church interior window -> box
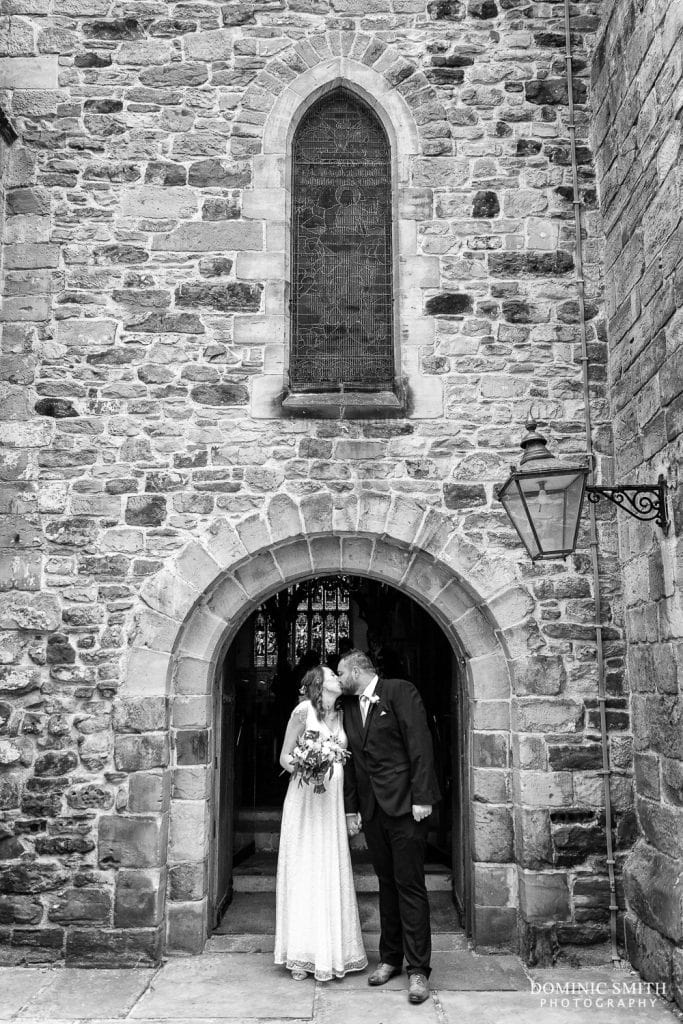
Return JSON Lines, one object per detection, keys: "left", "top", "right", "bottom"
{"left": 253, "top": 610, "right": 278, "bottom": 668}
{"left": 290, "top": 88, "right": 394, "bottom": 393}
{"left": 252, "top": 579, "right": 351, "bottom": 667}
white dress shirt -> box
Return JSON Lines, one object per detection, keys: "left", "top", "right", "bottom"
{"left": 359, "top": 675, "right": 379, "bottom": 725}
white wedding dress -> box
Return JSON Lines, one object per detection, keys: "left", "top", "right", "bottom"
{"left": 274, "top": 700, "right": 367, "bottom": 981}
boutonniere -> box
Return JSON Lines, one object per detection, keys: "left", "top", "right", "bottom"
{"left": 368, "top": 693, "right": 380, "bottom": 706}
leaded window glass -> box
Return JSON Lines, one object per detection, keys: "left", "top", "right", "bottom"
{"left": 291, "top": 581, "right": 351, "bottom": 662}
{"left": 252, "top": 579, "right": 352, "bottom": 666}
{"left": 253, "top": 610, "right": 277, "bottom": 668}
{"left": 290, "top": 89, "right": 394, "bottom": 392}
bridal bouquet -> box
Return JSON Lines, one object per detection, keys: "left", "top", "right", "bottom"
{"left": 290, "top": 730, "right": 350, "bottom": 794}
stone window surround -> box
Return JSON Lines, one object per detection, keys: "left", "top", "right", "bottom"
{"left": 245, "top": 58, "right": 443, "bottom": 420}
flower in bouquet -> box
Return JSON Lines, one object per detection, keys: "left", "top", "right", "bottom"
{"left": 289, "top": 729, "right": 350, "bottom": 794}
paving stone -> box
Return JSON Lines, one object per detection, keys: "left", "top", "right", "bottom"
{"left": 438, "top": 990, "right": 678, "bottom": 1023}
{"left": 431, "top": 951, "right": 529, "bottom": 990}
{"left": 321, "top": 987, "right": 441, "bottom": 1023}
{"left": 129, "top": 953, "right": 314, "bottom": 1019}
{"left": 0, "top": 969, "right": 52, "bottom": 1018}
{"left": 17, "top": 969, "right": 154, "bottom": 1018}
{"left": 322, "top": 949, "right": 524, "bottom": 992}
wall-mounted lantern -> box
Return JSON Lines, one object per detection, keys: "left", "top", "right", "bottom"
{"left": 497, "top": 418, "right": 669, "bottom": 561}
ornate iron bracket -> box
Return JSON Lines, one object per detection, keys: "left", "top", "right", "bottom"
{"left": 586, "top": 475, "right": 669, "bottom": 531}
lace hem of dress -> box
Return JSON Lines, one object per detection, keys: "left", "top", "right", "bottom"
{"left": 276, "top": 954, "right": 368, "bottom": 982}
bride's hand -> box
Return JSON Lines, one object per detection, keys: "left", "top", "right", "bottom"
{"left": 346, "top": 812, "right": 362, "bottom": 836}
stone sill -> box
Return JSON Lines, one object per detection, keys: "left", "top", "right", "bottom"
{"left": 282, "top": 390, "right": 405, "bottom": 420}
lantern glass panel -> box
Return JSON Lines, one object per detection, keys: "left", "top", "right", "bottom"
{"left": 518, "top": 470, "right": 587, "bottom": 557}
{"left": 499, "top": 481, "right": 541, "bottom": 559}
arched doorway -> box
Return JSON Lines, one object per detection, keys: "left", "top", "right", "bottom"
{"left": 128, "top": 511, "right": 523, "bottom": 955}
{"left": 210, "top": 574, "right": 471, "bottom": 940}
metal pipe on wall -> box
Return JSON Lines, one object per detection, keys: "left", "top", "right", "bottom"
{"left": 563, "top": 2, "right": 621, "bottom": 966}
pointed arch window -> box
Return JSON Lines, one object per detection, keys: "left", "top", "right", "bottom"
{"left": 289, "top": 89, "right": 394, "bottom": 394}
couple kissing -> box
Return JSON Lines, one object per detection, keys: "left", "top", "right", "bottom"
{"left": 274, "top": 648, "right": 441, "bottom": 1005}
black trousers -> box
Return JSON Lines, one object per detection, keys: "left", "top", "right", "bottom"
{"left": 363, "top": 807, "right": 431, "bottom": 977}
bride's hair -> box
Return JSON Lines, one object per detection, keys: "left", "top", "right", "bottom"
{"left": 301, "top": 666, "right": 325, "bottom": 720}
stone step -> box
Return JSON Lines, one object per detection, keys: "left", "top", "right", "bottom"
{"left": 238, "top": 805, "right": 281, "bottom": 816}
{"left": 205, "top": 929, "right": 469, "bottom": 955}
{"left": 232, "top": 852, "right": 452, "bottom": 893}
{"left": 213, "top": 890, "right": 460, "bottom": 937}
{"left": 236, "top": 807, "right": 282, "bottom": 828}
{"left": 235, "top": 831, "right": 280, "bottom": 852}
{"left": 236, "top": 817, "right": 443, "bottom": 857}
{"left": 236, "top": 832, "right": 371, "bottom": 854}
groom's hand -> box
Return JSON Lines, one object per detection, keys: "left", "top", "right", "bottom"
{"left": 346, "top": 813, "right": 362, "bottom": 836}
{"left": 412, "top": 804, "right": 432, "bottom": 822}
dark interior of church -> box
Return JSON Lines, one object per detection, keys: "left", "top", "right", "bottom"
{"left": 213, "top": 576, "right": 467, "bottom": 936}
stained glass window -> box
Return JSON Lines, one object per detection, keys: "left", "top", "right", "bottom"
{"left": 290, "top": 579, "right": 351, "bottom": 662}
{"left": 252, "top": 579, "right": 352, "bottom": 666}
{"left": 290, "top": 89, "right": 394, "bottom": 392}
{"left": 253, "top": 610, "right": 277, "bottom": 668}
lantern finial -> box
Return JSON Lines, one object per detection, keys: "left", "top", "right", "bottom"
{"left": 519, "top": 417, "right": 554, "bottom": 466}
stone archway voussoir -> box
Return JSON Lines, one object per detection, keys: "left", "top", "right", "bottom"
{"left": 171, "top": 692, "right": 212, "bottom": 731}
{"left": 260, "top": 52, "right": 422, "bottom": 159}
{"left": 487, "top": 585, "right": 536, "bottom": 631}
{"left": 500, "top": 620, "right": 540, "bottom": 661}
{"left": 139, "top": 570, "right": 201, "bottom": 622}
{"left": 369, "top": 541, "right": 413, "bottom": 586}
{"left": 451, "top": 606, "right": 501, "bottom": 660}
{"left": 459, "top": 551, "right": 519, "bottom": 603}
{"left": 440, "top": 534, "right": 505, "bottom": 602}
{"left": 468, "top": 652, "right": 512, "bottom": 701}
{"left": 332, "top": 496, "right": 359, "bottom": 535}
{"left": 176, "top": 606, "right": 229, "bottom": 662}
{"left": 300, "top": 492, "right": 334, "bottom": 537}
{"left": 383, "top": 496, "right": 428, "bottom": 549}
{"left": 131, "top": 607, "right": 182, "bottom": 655}
{"left": 174, "top": 542, "right": 223, "bottom": 594}
{"left": 430, "top": 578, "right": 477, "bottom": 625}
{"left": 266, "top": 493, "right": 304, "bottom": 545}
{"left": 402, "top": 550, "right": 455, "bottom": 604}
{"left": 233, "top": 550, "right": 284, "bottom": 600}
{"left": 205, "top": 575, "right": 250, "bottom": 624}
{"left": 272, "top": 539, "right": 314, "bottom": 582}
{"left": 205, "top": 519, "right": 249, "bottom": 571}
{"left": 235, "top": 514, "right": 272, "bottom": 555}
{"left": 308, "top": 535, "right": 342, "bottom": 574}
{"left": 413, "top": 507, "right": 454, "bottom": 561}
{"left": 340, "top": 536, "right": 375, "bottom": 573}
{"left": 357, "top": 491, "right": 391, "bottom": 537}
{"left": 174, "top": 655, "right": 215, "bottom": 698}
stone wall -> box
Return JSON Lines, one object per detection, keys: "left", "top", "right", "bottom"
{"left": 590, "top": 0, "right": 683, "bottom": 1009}
{"left": 0, "top": 0, "right": 634, "bottom": 965}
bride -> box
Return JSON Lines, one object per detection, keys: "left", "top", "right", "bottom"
{"left": 274, "top": 665, "right": 367, "bottom": 982}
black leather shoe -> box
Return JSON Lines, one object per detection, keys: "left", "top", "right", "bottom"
{"left": 368, "top": 963, "right": 402, "bottom": 986}
{"left": 408, "top": 973, "right": 430, "bottom": 1004}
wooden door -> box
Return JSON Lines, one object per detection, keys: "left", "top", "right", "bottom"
{"left": 212, "top": 658, "right": 236, "bottom": 929}
{"left": 450, "top": 655, "right": 472, "bottom": 934}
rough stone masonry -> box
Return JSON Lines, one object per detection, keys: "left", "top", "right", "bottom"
{"left": 0, "top": 0, "right": 679, "bottom": 1005}
{"left": 590, "top": 0, "right": 683, "bottom": 1006}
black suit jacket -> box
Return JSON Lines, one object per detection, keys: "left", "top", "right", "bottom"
{"left": 342, "top": 678, "right": 441, "bottom": 820}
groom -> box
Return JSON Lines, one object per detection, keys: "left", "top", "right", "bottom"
{"left": 338, "top": 649, "right": 440, "bottom": 1005}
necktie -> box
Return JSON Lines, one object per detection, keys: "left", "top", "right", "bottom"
{"left": 360, "top": 694, "right": 370, "bottom": 725}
